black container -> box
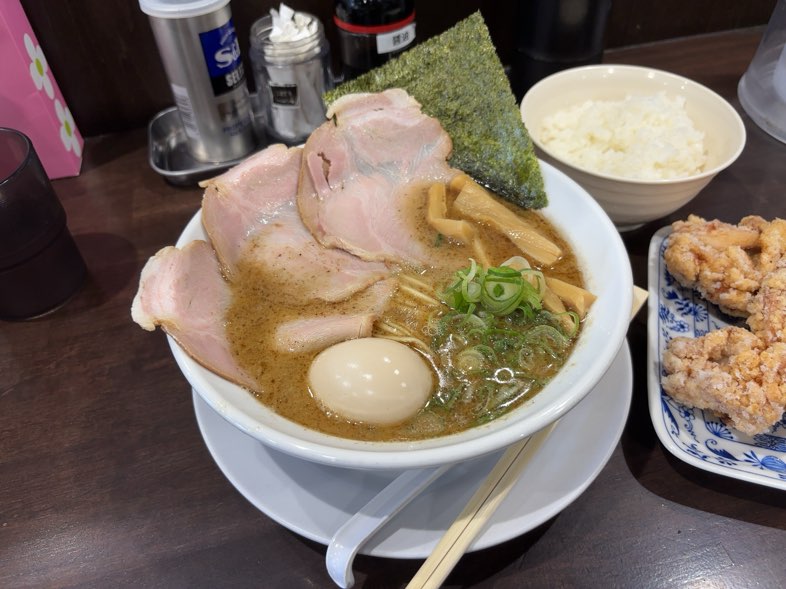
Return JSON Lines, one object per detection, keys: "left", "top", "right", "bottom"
{"left": 511, "top": 0, "right": 612, "bottom": 99}
{"left": 334, "top": 0, "right": 416, "bottom": 81}
{"left": 0, "top": 128, "right": 86, "bottom": 320}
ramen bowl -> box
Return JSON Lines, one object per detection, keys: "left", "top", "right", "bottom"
{"left": 169, "top": 160, "right": 632, "bottom": 471}
{"left": 521, "top": 64, "right": 746, "bottom": 231}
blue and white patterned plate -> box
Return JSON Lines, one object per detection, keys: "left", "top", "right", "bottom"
{"left": 647, "top": 226, "right": 786, "bottom": 490}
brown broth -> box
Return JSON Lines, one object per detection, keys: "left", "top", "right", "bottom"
{"left": 225, "top": 182, "right": 584, "bottom": 441}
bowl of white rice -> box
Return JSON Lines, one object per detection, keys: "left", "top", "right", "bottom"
{"left": 521, "top": 64, "right": 746, "bottom": 230}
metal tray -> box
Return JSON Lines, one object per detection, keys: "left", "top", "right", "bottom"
{"left": 147, "top": 97, "right": 267, "bottom": 186}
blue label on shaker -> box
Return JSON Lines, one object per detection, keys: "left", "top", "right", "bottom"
{"left": 199, "top": 18, "right": 245, "bottom": 96}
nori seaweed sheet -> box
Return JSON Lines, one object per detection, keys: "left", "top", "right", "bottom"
{"left": 323, "top": 11, "right": 546, "bottom": 209}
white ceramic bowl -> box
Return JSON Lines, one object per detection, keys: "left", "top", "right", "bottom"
{"left": 169, "top": 161, "right": 632, "bottom": 470}
{"left": 521, "top": 64, "right": 746, "bottom": 231}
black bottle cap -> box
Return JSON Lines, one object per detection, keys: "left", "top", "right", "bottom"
{"left": 335, "top": 0, "right": 415, "bottom": 27}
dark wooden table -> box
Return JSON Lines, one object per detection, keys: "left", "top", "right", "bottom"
{"left": 2, "top": 29, "right": 785, "bottom": 588}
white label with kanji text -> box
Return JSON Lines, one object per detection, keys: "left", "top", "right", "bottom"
{"left": 376, "top": 23, "right": 416, "bottom": 54}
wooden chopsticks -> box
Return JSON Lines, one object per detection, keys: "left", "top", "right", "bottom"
{"left": 405, "top": 421, "right": 557, "bottom": 589}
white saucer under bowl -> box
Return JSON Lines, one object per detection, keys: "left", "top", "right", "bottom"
{"left": 193, "top": 341, "right": 632, "bottom": 558}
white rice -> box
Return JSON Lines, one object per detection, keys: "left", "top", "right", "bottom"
{"left": 540, "top": 92, "right": 707, "bottom": 180}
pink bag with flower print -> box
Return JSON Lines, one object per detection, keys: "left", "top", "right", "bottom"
{"left": 0, "top": 0, "right": 83, "bottom": 179}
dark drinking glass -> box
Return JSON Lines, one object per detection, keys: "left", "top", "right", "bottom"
{"left": 511, "top": 0, "right": 612, "bottom": 99}
{"left": 0, "top": 128, "right": 86, "bottom": 319}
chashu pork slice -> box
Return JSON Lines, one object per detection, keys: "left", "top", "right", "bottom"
{"left": 132, "top": 142, "right": 398, "bottom": 392}
{"left": 131, "top": 240, "right": 256, "bottom": 390}
{"left": 298, "top": 89, "right": 456, "bottom": 266}
{"left": 274, "top": 280, "right": 397, "bottom": 353}
{"left": 202, "top": 143, "right": 389, "bottom": 302}
{"left": 201, "top": 143, "right": 300, "bottom": 274}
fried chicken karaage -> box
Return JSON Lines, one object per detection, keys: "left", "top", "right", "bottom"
{"left": 663, "top": 214, "right": 786, "bottom": 317}
{"left": 662, "top": 216, "right": 786, "bottom": 435}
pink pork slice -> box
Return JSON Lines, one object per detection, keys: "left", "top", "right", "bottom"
{"left": 133, "top": 141, "right": 398, "bottom": 389}
{"left": 274, "top": 280, "right": 397, "bottom": 353}
{"left": 297, "top": 89, "right": 455, "bottom": 266}
{"left": 131, "top": 240, "right": 256, "bottom": 390}
{"left": 202, "top": 144, "right": 389, "bottom": 302}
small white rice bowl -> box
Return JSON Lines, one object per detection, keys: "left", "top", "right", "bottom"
{"left": 521, "top": 64, "right": 746, "bottom": 230}
{"left": 169, "top": 161, "right": 632, "bottom": 471}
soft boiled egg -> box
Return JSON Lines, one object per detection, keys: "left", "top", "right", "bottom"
{"left": 308, "top": 337, "right": 434, "bottom": 426}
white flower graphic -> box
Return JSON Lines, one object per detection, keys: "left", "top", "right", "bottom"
{"left": 55, "top": 99, "right": 82, "bottom": 157}
{"left": 24, "top": 33, "right": 54, "bottom": 99}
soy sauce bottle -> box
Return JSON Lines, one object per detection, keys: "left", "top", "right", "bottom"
{"left": 334, "top": 0, "right": 416, "bottom": 81}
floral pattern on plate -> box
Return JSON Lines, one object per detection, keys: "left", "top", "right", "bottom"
{"left": 647, "top": 226, "right": 786, "bottom": 490}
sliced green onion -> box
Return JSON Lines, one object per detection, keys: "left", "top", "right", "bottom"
{"left": 430, "top": 258, "right": 583, "bottom": 425}
{"left": 525, "top": 325, "right": 568, "bottom": 357}
{"left": 456, "top": 348, "right": 487, "bottom": 373}
{"left": 442, "top": 259, "right": 543, "bottom": 317}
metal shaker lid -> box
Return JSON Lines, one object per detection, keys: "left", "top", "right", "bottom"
{"left": 139, "top": 0, "right": 231, "bottom": 19}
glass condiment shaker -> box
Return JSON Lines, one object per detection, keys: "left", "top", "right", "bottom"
{"left": 249, "top": 9, "right": 332, "bottom": 145}
{"left": 334, "top": 0, "right": 416, "bottom": 81}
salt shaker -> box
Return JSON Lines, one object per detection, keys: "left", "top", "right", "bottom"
{"left": 139, "top": 0, "right": 256, "bottom": 162}
{"left": 249, "top": 5, "right": 332, "bottom": 145}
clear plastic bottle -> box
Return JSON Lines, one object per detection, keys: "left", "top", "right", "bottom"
{"left": 333, "top": 0, "right": 416, "bottom": 81}
{"left": 738, "top": 0, "right": 786, "bottom": 144}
